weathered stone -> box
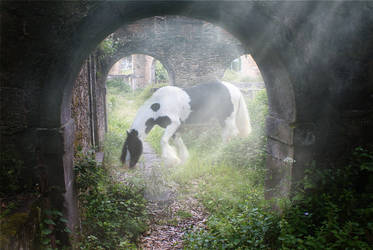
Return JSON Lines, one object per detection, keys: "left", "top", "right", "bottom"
{"left": 266, "top": 116, "right": 294, "bottom": 145}
{"left": 264, "top": 155, "right": 293, "bottom": 200}
{"left": 61, "top": 119, "right": 78, "bottom": 232}
{"left": 293, "top": 123, "right": 316, "bottom": 147}
{"left": 1, "top": 2, "right": 373, "bottom": 246}
{"left": 102, "top": 16, "right": 246, "bottom": 87}
{"left": 71, "top": 60, "right": 92, "bottom": 155}
{"left": 266, "top": 137, "right": 294, "bottom": 161}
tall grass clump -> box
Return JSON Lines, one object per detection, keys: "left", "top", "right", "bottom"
{"left": 74, "top": 152, "right": 147, "bottom": 249}
{"left": 184, "top": 146, "right": 373, "bottom": 249}
{"left": 106, "top": 78, "right": 131, "bottom": 93}
{"left": 277, "top": 147, "right": 373, "bottom": 249}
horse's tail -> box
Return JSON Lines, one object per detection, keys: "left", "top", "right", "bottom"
{"left": 236, "top": 92, "right": 252, "bottom": 137}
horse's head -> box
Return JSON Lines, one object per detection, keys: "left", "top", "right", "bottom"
{"left": 120, "top": 129, "right": 143, "bottom": 168}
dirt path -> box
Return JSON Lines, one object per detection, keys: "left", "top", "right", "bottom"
{"left": 117, "top": 142, "right": 207, "bottom": 249}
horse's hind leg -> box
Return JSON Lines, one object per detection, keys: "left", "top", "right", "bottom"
{"left": 161, "top": 119, "right": 182, "bottom": 167}
{"left": 222, "top": 114, "right": 239, "bottom": 142}
{"left": 173, "top": 133, "right": 189, "bottom": 163}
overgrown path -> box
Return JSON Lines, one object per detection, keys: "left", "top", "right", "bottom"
{"left": 116, "top": 141, "right": 207, "bottom": 249}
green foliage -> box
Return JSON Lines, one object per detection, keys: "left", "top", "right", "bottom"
{"left": 74, "top": 154, "right": 147, "bottom": 249}
{"left": 39, "top": 209, "right": 70, "bottom": 249}
{"left": 106, "top": 78, "right": 131, "bottom": 93}
{"left": 184, "top": 147, "right": 373, "bottom": 249}
{"left": 0, "top": 149, "right": 37, "bottom": 197}
{"left": 155, "top": 60, "right": 169, "bottom": 84}
{"left": 186, "top": 201, "right": 280, "bottom": 249}
{"left": 0, "top": 151, "right": 26, "bottom": 196}
{"left": 222, "top": 69, "right": 263, "bottom": 83}
{"left": 105, "top": 77, "right": 372, "bottom": 249}
{"left": 278, "top": 147, "right": 373, "bottom": 249}
{"left": 246, "top": 90, "right": 268, "bottom": 133}
{"left": 99, "top": 37, "right": 116, "bottom": 56}
{"left": 145, "top": 126, "right": 163, "bottom": 155}
{"left": 135, "top": 83, "right": 168, "bottom": 106}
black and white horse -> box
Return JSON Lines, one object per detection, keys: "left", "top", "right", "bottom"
{"left": 121, "top": 80, "right": 251, "bottom": 168}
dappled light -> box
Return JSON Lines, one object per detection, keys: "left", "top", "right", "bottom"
{"left": 98, "top": 29, "right": 272, "bottom": 246}
{"left": 2, "top": 2, "right": 372, "bottom": 249}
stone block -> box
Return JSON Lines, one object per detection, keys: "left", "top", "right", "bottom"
{"left": 61, "top": 119, "right": 79, "bottom": 232}
{"left": 266, "top": 137, "right": 294, "bottom": 161}
{"left": 264, "top": 155, "right": 292, "bottom": 200}
{"left": 293, "top": 123, "right": 316, "bottom": 146}
{"left": 266, "top": 116, "right": 293, "bottom": 145}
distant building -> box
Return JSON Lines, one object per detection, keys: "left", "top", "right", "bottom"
{"left": 108, "top": 54, "right": 156, "bottom": 90}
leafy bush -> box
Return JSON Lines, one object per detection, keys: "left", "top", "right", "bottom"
{"left": 278, "top": 147, "right": 373, "bottom": 249}
{"left": 0, "top": 150, "right": 35, "bottom": 197}
{"left": 106, "top": 78, "right": 131, "bottom": 93}
{"left": 184, "top": 147, "right": 373, "bottom": 249}
{"left": 155, "top": 60, "right": 169, "bottom": 84}
{"left": 246, "top": 90, "right": 268, "bottom": 133}
{"left": 186, "top": 203, "right": 280, "bottom": 249}
{"left": 74, "top": 154, "right": 147, "bottom": 249}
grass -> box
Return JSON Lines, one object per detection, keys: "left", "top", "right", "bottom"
{"left": 98, "top": 81, "right": 373, "bottom": 249}
{"left": 103, "top": 84, "right": 372, "bottom": 249}
{"left": 104, "top": 84, "right": 166, "bottom": 167}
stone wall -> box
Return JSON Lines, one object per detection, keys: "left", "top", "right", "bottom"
{"left": 103, "top": 16, "right": 246, "bottom": 87}
{"left": 2, "top": 2, "right": 373, "bottom": 246}
{"left": 71, "top": 53, "right": 107, "bottom": 155}
{"left": 132, "top": 54, "right": 155, "bottom": 89}
{"left": 71, "top": 60, "right": 92, "bottom": 155}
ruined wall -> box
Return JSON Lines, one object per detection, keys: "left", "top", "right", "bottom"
{"left": 71, "top": 53, "right": 107, "bottom": 155}
{"left": 131, "top": 54, "right": 155, "bottom": 89}
{"left": 105, "top": 16, "right": 246, "bottom": 87}
{"left": 94, "top": 53, "right": 107, "bottom": 150}
{"left": 2, "top": 2, "right": 373, "bottom": 246}
{"left": 71, "top": 61, "right": 91, "bottom": 155}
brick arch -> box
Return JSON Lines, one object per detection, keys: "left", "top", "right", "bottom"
{"left": 96, "top": 15, "right": 246, "bottom": 89}
{"left": 4, "top": 2, "right": 371, "bottom": 238}
{"left": 54, "top": 2, "right": 298, "bottom": 229}
{"left": 102, "top": 52, "right": 175, "bottom": 87}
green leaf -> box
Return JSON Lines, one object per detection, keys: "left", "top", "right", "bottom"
{"left": 44, "top": 219, "right": 56, "bottom": 225}
{"left": 42, "top": 238, "right": 51, "bottom": 245}
{"left": 59, "top": 218, "right": 68, "bottom": 223}
{"left": 41, "top": 228, "right": 52, "bottom": 235}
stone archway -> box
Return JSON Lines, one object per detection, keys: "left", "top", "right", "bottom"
{"left": 60, "top": 4, "right": 297, "bottom": 226}
{"left": 95, "top": 15, "right": 246, "bottom": 90}
{"left": 2, "top": 1, "right": 372, "bottom": 238}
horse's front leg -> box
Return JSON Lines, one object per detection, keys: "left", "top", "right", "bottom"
{"left": 173, "top": 133, "right": 189, "bottom": 163}
{"left": 161, "top": 119, "right": 181, "bottom": 167}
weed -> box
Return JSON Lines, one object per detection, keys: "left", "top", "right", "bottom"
{"left": 106, "top": 78, "right": 131, "bottom": 93}
{"left": 74, "top": 153, "right": 148, "bottom": 249}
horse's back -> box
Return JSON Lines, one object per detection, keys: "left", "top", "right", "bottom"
{"left": 147, "top": 86, "right": 191, "bottom": 120}
{"left": 183, "top": 80, "right": 234, "bottom": 125}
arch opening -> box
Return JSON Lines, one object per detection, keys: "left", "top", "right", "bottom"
{"left": 63, "top": 8, "right": 297, "bottom": 241}
{"left": 107, "top": 54, "right": 170, "bottom": 92}
{"left": 3, "top": 2, "right": 372, "bottom": 249}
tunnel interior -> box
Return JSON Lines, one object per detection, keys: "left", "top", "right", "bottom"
{"left": 1, "top": 1, "right": 373, "bottom": 248}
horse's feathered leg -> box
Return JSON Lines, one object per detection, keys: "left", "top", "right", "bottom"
{"left": 173, "top": 133, "right": 189, "bottom": 163}
{"left": 161, "top": 119, "right": 182, "bottom": 167}
{"left": 222, "top": 113, "right": 239, "bottom": 142}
